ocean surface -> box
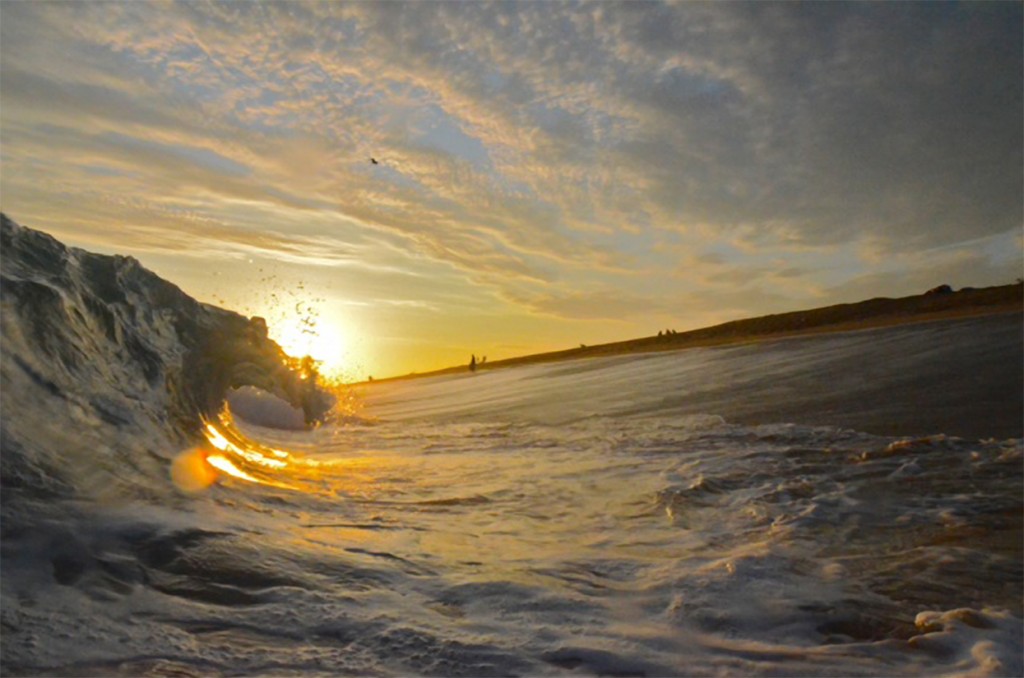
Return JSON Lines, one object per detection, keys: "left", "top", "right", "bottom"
{"left": 2, "top": 215, "right": 1022, "bottom": 677}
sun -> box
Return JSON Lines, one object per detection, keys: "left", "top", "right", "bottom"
{"left": 269, "top": 313, "right": 350, "bottom": 378}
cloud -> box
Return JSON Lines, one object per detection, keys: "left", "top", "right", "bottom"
{"left": 825, "top": 237, "right": 1023, "bottom": 303}
{"left": 1, "top": 0, "right": 1020, "bottom": 334}
{"left": 504, "top": 288, "right": 663, "bottom": 322}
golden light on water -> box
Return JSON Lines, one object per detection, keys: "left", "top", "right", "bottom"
{"left": 171, "top": 403, "right": 374, "bottom": 496}
{"left": 204, "top": 422, "right": 288, "bottom": 470}
{"left": 205, "top": 454, "right": 261, "bottom": 483}
{"left": 168, "top": 402, "right": 366, "bottom": 495}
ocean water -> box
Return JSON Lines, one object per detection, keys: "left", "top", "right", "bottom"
{"left": 2, "top": 216, "right": 1022, "bottom": 677}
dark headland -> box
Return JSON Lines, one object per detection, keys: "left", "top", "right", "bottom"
{"left": 377, "top": 283, "right": 1023, "bottom": 382}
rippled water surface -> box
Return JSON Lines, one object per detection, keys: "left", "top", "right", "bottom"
{"left": 3, "top": 318, "right": 1022, "bottom": 677}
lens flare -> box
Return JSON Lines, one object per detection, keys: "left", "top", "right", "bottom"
{"left": 170, "top": 446, "right": 218, "bottom": 493}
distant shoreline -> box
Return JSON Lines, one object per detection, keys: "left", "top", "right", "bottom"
{"left": 365, "top": 283, "right": 1023, "bottom": 384}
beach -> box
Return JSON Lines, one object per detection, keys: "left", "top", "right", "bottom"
{"left": 367, "top": 287, "right": 1023, "bottom": 440}
{"left": 378, "top": 284, "right": 1022, "bottom": 377}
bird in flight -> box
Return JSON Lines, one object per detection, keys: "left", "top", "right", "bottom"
{"left": 370, "top": 157, "right": 379, "bottom": 165}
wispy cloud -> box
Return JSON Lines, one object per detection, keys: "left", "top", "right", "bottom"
{"left": 1, "top": 1, "right": 1020, "bottom": 357}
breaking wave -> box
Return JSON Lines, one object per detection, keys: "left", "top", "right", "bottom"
{"left": 0, "top": 214, "right": 336, "bottom": 503}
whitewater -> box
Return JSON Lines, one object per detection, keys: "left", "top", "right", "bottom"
{"left": 2, "top": 215, "right": 1021, "bottom": 677}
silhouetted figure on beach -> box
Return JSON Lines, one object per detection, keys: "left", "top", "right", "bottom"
{"left": 469, "top": 354, "right": 477, "bottom": 372}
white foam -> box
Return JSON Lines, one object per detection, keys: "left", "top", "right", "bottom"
{"left": 910, "top": 608, "right": 1023, "bottom": 677}
{"left": 227, "top": 386, "right": 307, "bottom": 430}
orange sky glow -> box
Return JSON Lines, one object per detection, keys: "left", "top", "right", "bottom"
{"left": 1, "top": 2, "right": 1020, "bottom": 379}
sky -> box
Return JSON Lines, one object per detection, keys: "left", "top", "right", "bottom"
{"left": 1, "top": 1, "right": 1021, "bottom": 380}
